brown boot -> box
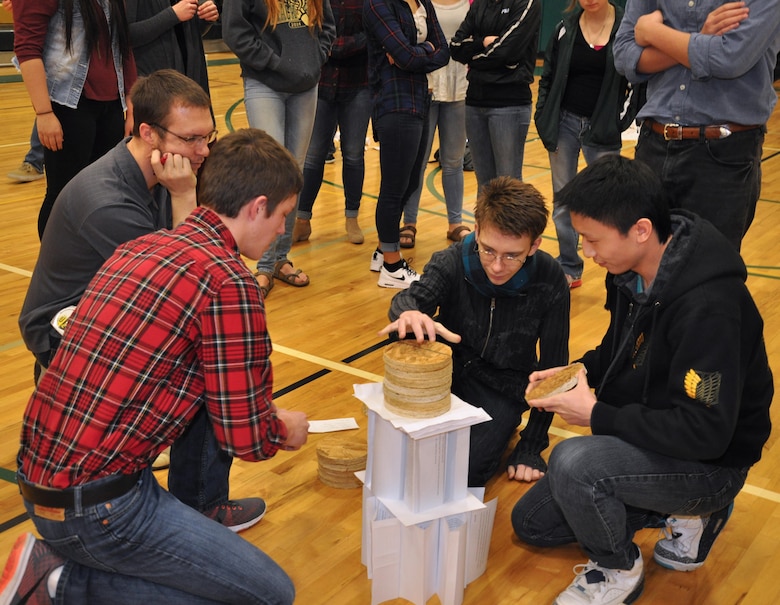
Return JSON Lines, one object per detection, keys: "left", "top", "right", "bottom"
{"left": 345, "top": 217, "right": 364, "bottom": 244}
{"left": 292, "top": 218, "right": 311, "bottom": 243}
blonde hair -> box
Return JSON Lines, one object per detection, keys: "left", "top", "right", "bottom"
{"left": 265, "top": 0, "right": 326, "bottom": 30}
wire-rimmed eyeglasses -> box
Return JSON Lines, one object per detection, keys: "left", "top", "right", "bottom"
{"left": 151, "top": 123, "right": 217, "bottom": 147}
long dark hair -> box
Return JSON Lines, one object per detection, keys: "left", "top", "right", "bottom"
{"left": 63, "top": 0, "right": 132, "bottom": 62}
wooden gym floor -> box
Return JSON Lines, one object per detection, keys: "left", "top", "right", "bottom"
{"left": 0, "top": 55, "right": 778, "bottom": 604}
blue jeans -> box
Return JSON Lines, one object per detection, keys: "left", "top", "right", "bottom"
{"left": 25, "top": 120, "right": 45, "bottom": 171}
{"left": 374, "top": 110, "right": 430, "bottom": 251}
{"left": 511, "top": 435, "right": 748, "bottom": 570}
{"left": 548, "top": 110, "right": 618, "bottom": 280}
{"left": 22, "top": 468, "right": 294, "bottom": 604}
{"left": 452, "top": 368, "right": 550, "bottom": 487}
{"left": 404, "top": 100, "right": 466, "bottom": 225}
{"left": 298, "top": 89, "right": 372, "bottom": 219}
{"left": 465, "top": 104, "right": 531, "bottom": 191}
{"left": 243, "top": 78, "right": 317, "bottom": 273}
{"left": 634, "top": 122, "right": 764, "bottom": 251}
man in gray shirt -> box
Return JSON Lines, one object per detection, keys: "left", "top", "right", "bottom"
{"left": 18, "top": 69, "right": 266, "bottom": 533}
{"left": 613, "top": 0, "right": 780, "bottom": 250}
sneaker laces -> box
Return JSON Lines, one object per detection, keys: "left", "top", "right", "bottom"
{"left": 399, "top": 259, "right": 418, "bottom": 277}
{"left": 569, "top": 561, "right": 623, "bottom": 597}
{"left": 658, "top": 516, "right": 704, "bottom": 558}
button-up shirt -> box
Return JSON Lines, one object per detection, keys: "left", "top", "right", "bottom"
{"left": 613, "top": 0, "right": 780, "bottom": 125}
{"left": 20, "top": 207, "right": 287, "bottom": 489}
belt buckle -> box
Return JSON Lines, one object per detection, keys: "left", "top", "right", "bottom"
{"left": 663, "top": 123, "right": 682, "bottom": 141}
{"left": 717, "top": 125, "right": 732, "bottom": 139}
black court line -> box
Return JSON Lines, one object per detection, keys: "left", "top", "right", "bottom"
{"left": 273, "top": 338, "right": 391, "bottom": 398}
{"left": 0, "top": 513, "right": 28, "bottom": 534}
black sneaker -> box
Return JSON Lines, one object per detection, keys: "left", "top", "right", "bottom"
{"left": 205, "top": 498, "right": 267, "bottom": 533}
{"left": 653, "top": 503, "right": 733, "bottom": 571}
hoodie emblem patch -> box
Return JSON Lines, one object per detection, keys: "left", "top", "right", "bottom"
{"left": 683, "top": 369, "right": 721, "bottom": 407}
{"left": 632, "top": 333, "right": 647, "bottom": 368}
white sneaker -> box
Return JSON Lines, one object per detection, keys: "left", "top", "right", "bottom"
{"left": 554, "top": 552, "right": 644, "bottom": 605}
{"left": 378, "top": 260, "right": 420, "bottom": 289}
{"left": 370, "top": 249, "right": 383, "bottom": 272}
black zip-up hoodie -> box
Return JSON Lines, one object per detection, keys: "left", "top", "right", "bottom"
{"left": 585, "top": 212, "right": 773, "bottom": 469}
{"left": 449, "top": 0, "right": 540, "bottom": 107}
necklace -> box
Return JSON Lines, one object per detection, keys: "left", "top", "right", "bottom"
{"left": 582, "top": 9, "right": 612, "bottom": 49}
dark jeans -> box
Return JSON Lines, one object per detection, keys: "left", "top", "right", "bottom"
{"left": 452, "top": 370, "right": 551, "bottom": 487}
{"left": 512, "top": 435, "right": 747, "bottom": 570}
{"left": 374, "top": 109, "right": 430, "bottom": 251}
{"left": 298, "top": 89, "right": 372, "bottom": 219}
{"left": 634, "top": 122, "right": 764, "bottom": 251}
{"left": 40, "top": 98, "right": 125, "bottom": 239}
{"left": 35, "top": 341, "right": 230, "bottom": 512}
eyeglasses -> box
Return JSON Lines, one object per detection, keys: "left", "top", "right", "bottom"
{"left": 151, "top": 123, "right": 217, "bottom": 146}
{"left": 476, "top": 240, "right": 526, "bottom": 266}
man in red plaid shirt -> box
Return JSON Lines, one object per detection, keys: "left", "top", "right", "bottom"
{"left": 1, "top": 129, "right": 308, "bottom": 604}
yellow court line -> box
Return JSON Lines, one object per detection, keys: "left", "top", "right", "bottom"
{"left": 272, "top": 343, "right": 383, "bottom": 383}
{"left": 0, "top": 263, "right": 32, "bottom": 278}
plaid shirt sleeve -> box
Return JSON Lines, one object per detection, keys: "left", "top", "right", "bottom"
{"left": 199, "top": 275, "right": 288, "bottom": 461}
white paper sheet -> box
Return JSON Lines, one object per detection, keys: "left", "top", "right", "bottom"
{"left": 353, "top": 383, "right": 491, "bottom": 439}
{"left": 307, "top": 418, "right": 360, "bottom": 433}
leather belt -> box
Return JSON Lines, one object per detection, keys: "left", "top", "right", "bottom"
{"left": 645, "top": 119, "right": 761, "bottom": 141}
{"left": 19, "top": 471, "right": 141, "bottom": 508}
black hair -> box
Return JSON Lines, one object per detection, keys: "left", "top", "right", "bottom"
{"left": 560, "top": 155, "right": 672, "bottom": 243}
{"left": 63, "top": 0, "right": 131, "bottom": 63}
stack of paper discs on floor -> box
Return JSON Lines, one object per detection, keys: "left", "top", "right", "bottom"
{"left": 383, "top": 340, "right": 453, "bottom": 418}
{"left": 316, "top": 436, "right": 367, "bottom": 489}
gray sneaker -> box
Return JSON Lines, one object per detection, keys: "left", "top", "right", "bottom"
{"left": 653, "top": 503, "right": 733, "bottom": 571}
{"left": 8, "top": 162, "right": 44, "bottom": 182}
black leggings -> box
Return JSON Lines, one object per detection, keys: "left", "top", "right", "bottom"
{"left": 39, "top": 97, "right": 124, "bottom": 239}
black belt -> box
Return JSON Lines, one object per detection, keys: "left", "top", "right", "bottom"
{"left": 19, "top": 472, "right": 141, "bottom": 508}
{"left": 645, "top": 118, "right": 761, "bottom": 141}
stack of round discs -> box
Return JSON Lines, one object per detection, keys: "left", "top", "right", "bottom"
{"left": 383, "top": 340, "right": 452, "bottom": 418}
{"left": 316, "top": 437, "right": 367, "bottom": 489}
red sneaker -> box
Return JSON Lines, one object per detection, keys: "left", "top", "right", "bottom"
{"left": 0, "top": 533, "right": 64, "bottom": 605}
{"left": 204, "top": 498, "right": 267, "bottom": 533}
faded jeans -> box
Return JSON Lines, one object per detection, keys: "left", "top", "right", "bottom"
{"left": 512, "top": 435, "right": 747, "bottom": 570}
{"left": 548, "top": 109, "right": 618, "bottom": 279}
{"left": 243, "top": 78, "right": 317, "bottom": 273}
{"left": 465, "top": 104, "right": 531, "bottom": 192}
{"left": 404, "top": 100, "right": 466, "bottom": 226}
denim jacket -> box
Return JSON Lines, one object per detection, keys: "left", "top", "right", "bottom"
{"left": 43, "top": 0, "right": 128, "bottom": 110}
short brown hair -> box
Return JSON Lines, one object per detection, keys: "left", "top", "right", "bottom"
{"left": 474, "top": 176, "right": 549, "bottom": 240}
{"left": 130, "top": 69, "right": 212, "bottom": 136}
{"left": 197, "top": 129, "right": 303, "bottom": 218}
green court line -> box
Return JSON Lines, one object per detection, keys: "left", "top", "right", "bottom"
{"left": 0, "top": 467, "right": 15, "bottom": 483}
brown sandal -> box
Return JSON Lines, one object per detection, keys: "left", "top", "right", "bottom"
{"left": 399, "top": 225, "right": 417, "bottom": 249}
{"left": 273, "top": 260, "right": 310, "bottom": 287}
{"left": 254, "top": 270, "right": 274, "bottom": 298}
{"left": 446, "top": 225, "right": 471, "bottom": 242}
